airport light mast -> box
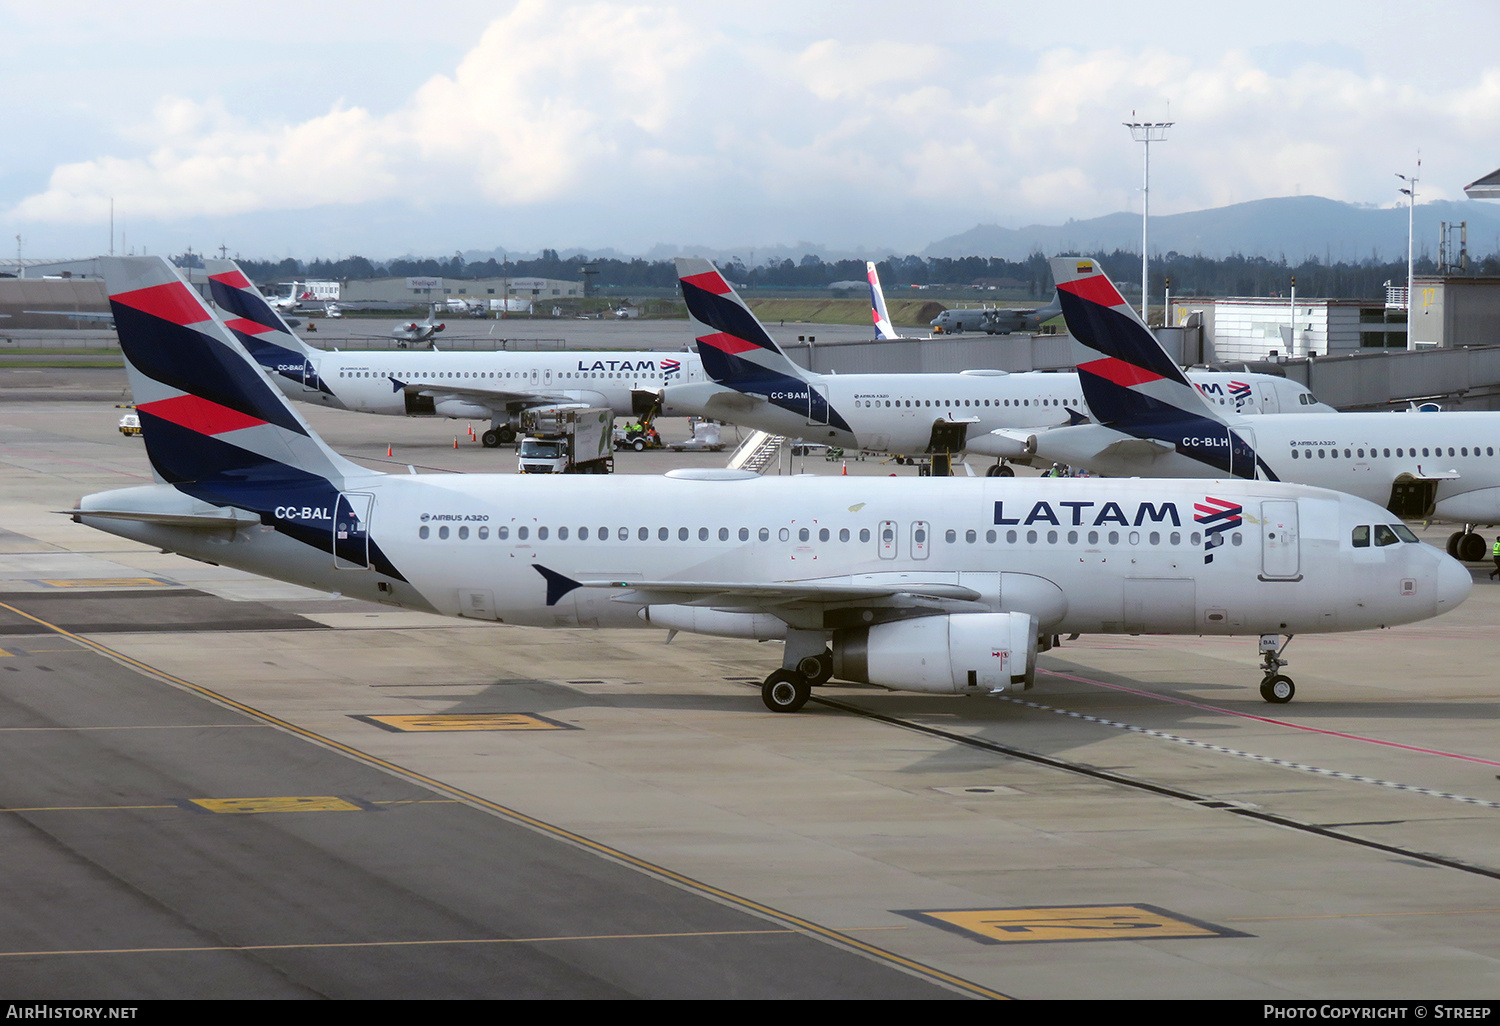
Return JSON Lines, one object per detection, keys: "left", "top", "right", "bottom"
{"left": 1397, "top": 157, "right": 1419, "bottom": 350}
{"left": 1125, "top": 115, "right": 1173, "bottom": 322}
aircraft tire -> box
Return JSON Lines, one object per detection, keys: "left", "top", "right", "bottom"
{"left": 762, "top": 670, "right": 811, "bottom": 713}
{"left": 1446, "top": 531, "right": 1464, "bottom": 558}
{"left": 1457, "top": 532, "right": 1487, "bottom": 563}
{"left": 1259, "top": 675, "right": 1295, "bottom": 704}
{"left": 498, "top": 426, "right": 516, "bottom": 445}
{"left": 481, "top": 429, "right": 501, "bottom": 448}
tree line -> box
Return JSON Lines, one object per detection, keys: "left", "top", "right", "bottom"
{"left": 185, "top": 247, "right": 1496, "bottom": 302}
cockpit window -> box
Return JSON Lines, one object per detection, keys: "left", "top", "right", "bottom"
{"left": 1373, "top": 524, "right": 1401, "bottom": 547}
{"left": 1390, "top": 524, "right": 1419, "bottom": 543}
{"left": 1351, "top": 525, "right": 1369, "bottom": 548}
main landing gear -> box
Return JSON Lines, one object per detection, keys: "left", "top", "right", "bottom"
{"left": 985, "top": 462, "right": 1015, "bottom": 478}
{"left": 1258, "top": 634, "right": 1295, "bottom": 704}
{"left": 1446, "top": 527, "right": 1488, "bottom": 563}
{"left": 760, "top": 644, "right": 833, "bottom": 713}
{"left": 480, "top": 425, "right": 516, "bottom": 448}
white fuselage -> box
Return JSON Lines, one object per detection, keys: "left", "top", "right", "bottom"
{"left": 78, "top": 474, "right": 1465, "bottom": 640}
{"left": 1033, "top": 410, "right": 1500, "bottom": 525}
{"left": 279, "top": 348, "right": 705, "bottom": 420}
{"left": 663, "top": 371, "right": 1329, "bottom": 454}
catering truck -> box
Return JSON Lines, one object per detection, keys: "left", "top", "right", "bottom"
{"left": 517, "top": 407, "right": 615, "bottom": 474}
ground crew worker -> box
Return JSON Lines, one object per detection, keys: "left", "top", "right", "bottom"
{"left": 1491, "top": 537, "right": 1500, "bottom": 580}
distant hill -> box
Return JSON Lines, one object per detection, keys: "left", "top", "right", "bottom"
{"left": 923, "top": 196, "right": 1500, "bottom": 262}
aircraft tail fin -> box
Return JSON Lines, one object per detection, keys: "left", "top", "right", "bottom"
{"left": 1050, "top": 256, "right": 1271, "bottom": 480}
{"left": 867, "top": 261, "right": 898, "bottom": 340}
{"left": 203, "top": 259, "right": 333, "bottom": 395}
{"left": 1030, "top": 293, "right": 1062, "bottom": 327}
{"left": 1049, "top": 257, "right": 1224, "bottom": 430}
{"left": 675, "top": 257, "right": 811, "bottom": 388}
{"left": 101, "top": 256, "right": 367, "bottom": 497}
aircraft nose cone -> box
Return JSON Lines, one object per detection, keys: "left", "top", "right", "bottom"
{"left": 1435, "top": 553, "right": 1473, "bottom": 612}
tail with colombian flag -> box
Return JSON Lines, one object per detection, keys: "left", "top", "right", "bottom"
{"left": 84, "top": 256, "right": 404, "bottom": 579}
{"left": 1049, "top": 256, "right": 1276, "bottom": 481}
{"left": 675, "top": 257, "right": 851, "bottom": 432}
{"left": 203, "top": 259, "right": 333, "bottom": 397}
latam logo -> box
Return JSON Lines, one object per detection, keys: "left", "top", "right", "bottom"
{"left": 1194, "top": 496, "right": 1244, "bottom": 564}
{"left": 575, "top": 359, "right": 680, "bottom": 374}
{"left": 1228, "top": 380, "right": 1252, "bottom": 403}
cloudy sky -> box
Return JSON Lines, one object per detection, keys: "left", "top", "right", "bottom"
{"left": 5, "top": 0, "right": 1498, "bottom": 261}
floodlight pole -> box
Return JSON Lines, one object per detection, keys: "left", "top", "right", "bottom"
{"left": 1396, "top": 158, "right": 1419, "bottom": 350}
{"left": 1126, "top": 117, "right": 1173, "bottom": 322}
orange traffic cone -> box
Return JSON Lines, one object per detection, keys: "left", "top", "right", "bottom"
{"left": 386, "top": 444, "right": 393, "bottom": 457}
{"left": 841, "top": 460, "right": 847, "bottom": 475}
{"left": 453, "top": 437, "right": 459, "bottom": 449}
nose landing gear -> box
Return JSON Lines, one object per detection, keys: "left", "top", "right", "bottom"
{"left": 1258, "top": 634, "right": 1295, "bottom": 704}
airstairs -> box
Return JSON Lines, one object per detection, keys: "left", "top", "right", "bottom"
{"left": 726, "top": 430, "right": 785, "bottom": 474}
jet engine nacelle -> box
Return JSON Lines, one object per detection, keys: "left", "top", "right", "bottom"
{"left": 832, "top": 612, "right": 1037, "bottom": 694}
{"left": 434, "top": 399, "right": 493, "bottom": 420}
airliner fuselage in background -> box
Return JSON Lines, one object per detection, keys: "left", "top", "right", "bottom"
{"left": 1040, "top": 256, "right": 1500, "bottom": 562}
{"left": 664, "top": 258, "right": 1333, "bottom": 463}
{"left": 204, "top": 260, "right": 705, "bottom": 446}
{"left": 74, "top": 256, "right": 1470, "bottom": 714}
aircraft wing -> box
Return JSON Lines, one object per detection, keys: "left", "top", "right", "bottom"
{"left": 390, "top": 378, "right": 578, "bottom": 408}
{"left": 536, "top": 565, "right": 982, "bottom": 618}
{"left": 591, "top": 579, "right": 981, "bottom": 609}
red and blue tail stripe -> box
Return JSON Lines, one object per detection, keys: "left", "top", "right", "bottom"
{"left": 1050, "top": 257, "right": 1277, "bottom": 482}
{"left": 101, "top": 257, "right": 405, "bottom": 581}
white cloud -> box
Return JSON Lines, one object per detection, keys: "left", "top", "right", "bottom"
{"left": 6, "top": 1, "right": 1500, "bottom": 253}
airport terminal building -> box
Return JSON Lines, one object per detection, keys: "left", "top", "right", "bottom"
{"left": 341, "top": 276, "right": 585, "bottom": 306}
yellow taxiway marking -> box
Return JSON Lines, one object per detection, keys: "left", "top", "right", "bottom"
{"left": 187, "top": 796, "right": 367, "bottom": 814}
{"left": 0, "top": 799, "right": 456, "bottom": 814}
{"left": 360, "top": 712, "right": 573, "bottom": 732}
{"left": 33, "top": 578, "right": 174, "bottom": 588}
{"left": 0, "top": 597, "right": 1006, "bottom": 1001}
{"left": 905, "top": 904, "right": 1247, "bottom": 944}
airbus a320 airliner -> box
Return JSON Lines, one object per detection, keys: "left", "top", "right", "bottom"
{"left": 74, "top": 257, "right": 1468, "bottom": 710}
{"left": 663, "top": 259, "right": 1332, "bottom": 471}
{"left": 1033, "top": 257, "right": 1500, "bottom": 563}
{"left": 203, "top": 260, "right": 705, "bottom": 447}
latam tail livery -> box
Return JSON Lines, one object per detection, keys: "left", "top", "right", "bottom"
{"left": 75, "top": 257, "right": 1468, "bottom": 710}
{"left": 203, "top": 260, "right": 704, "bottom": 447}
{"left": 1037, "top": 257, "right": 1500, "bottom": 562}
{"left": 665, "top": 259, "right": 1331, "bottom": 468}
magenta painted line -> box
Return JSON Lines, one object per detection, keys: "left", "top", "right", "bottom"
{"left": 1041, "top": 669, "right": 1500, "bottom": 767}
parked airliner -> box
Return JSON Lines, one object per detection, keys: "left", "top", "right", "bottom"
{"left": 203, "top": 260, "right": 706, "bottom": 446}
{"left": 1032, "top": 257, "right": 1500, "bottom": 562}
{"left": 664, "top": 258, "right": 1332, "bottom": 470}
{"left": 74, "top": 256, "right": 1468, "bottom": 709}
